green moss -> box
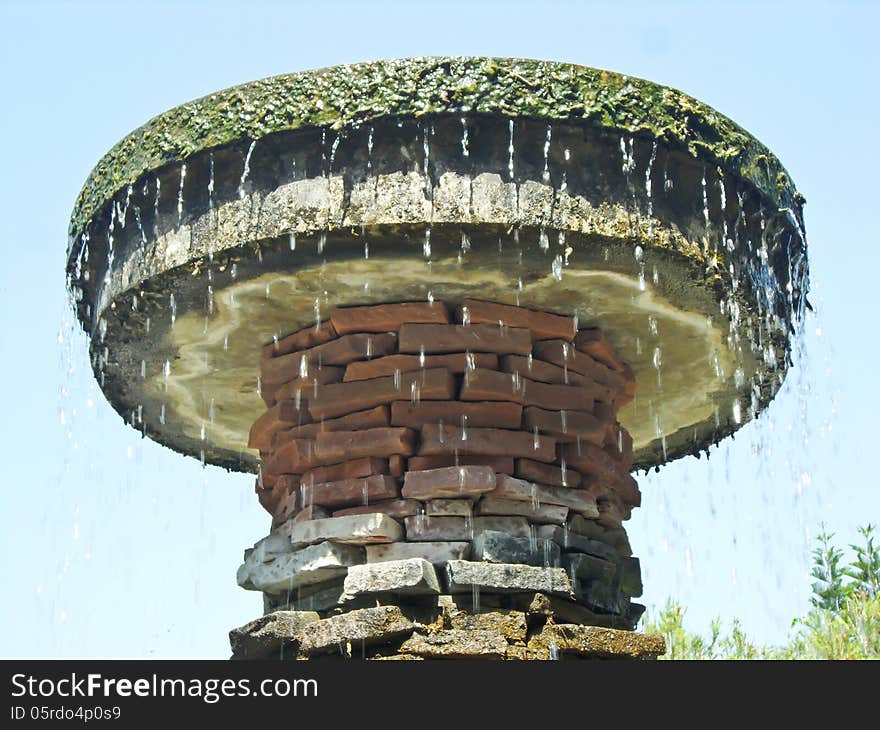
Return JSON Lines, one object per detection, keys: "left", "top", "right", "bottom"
{"left": 69, "top": 57, "right": 801, "bottom": 251}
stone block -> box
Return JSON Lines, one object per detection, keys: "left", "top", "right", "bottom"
{"left": 475, "top": 497, "right": 568, "bottom": 524}
{"left": 229, "top": 610, "right": 320, "bottom": 660}
{"left": 295, "top": 606, "right": 416, "bottom": 655}
{"left": 343, "top": 558, "right": 441, "bottom": 598}
{"left": 263, "top": 438, "right": 320, "bottom": 476}
{"left": 444, "top": 608, "right": 528, "bottom": 642}
{"left": 272, "top": 405, "right": 390, "bottom": 445}
{"left": 301, "top": 457, "right": 388, "bottom": 486}
{"left": 528, "top": 624, "right": 664, "bottom": 660}
{"left": 399, "top": 629, "right": 508, "bottom": 659}
{"left": 473, "top": 530, "right": 561, "bottom": 567}
{"left": 292, "top": 505, "right": 330, "bottom": 523}
{"left": 366, "top": 541, "right": 471, "bottom": 565}
{"left": 425, "top": 498, "right": 474, "bottom": 517}
{"left": 459, "top": 299, "right": 576, "bottom": 341}
{"left": 619, "top": 556, "right": 643, "bottom": 597}
{"left": 536, "top": 525, "right": 620, "bottom": 562}
{"left": 402, "top": 465, "right": 496, "bottom": 499}
{"left": 391, "top": 400, "right": 523, "bottom": 430}
{"left": 261, "top": 320, "right": 337, "bottom": 360}
{"left": 533, "top": 339, "right": 627, "bottom": 394}
{"left": 407, "top": 455, "right": 515, "bottom": 475}
{"left": 419, "top": 424, "right": 557, "bottom": 463}
{"left": 284, "top": 513, "right": 403, "bottom": 547}
{"left": 500, "top": 354, "right": 596, "bottom": 388}
{"left": 238, "top": 541, "right": 364, "bottom": 594}
{"left": 398, "top": 323, "right": 532, "bottom": 355}
{"left": 405, "top": 515, "right": 472, "bottom": 542}
{"left": 563, "top": 552, "right": 617, "bottom": 586}
{"left": 573, "top": 328, "right": 626, "bottom": 372}
{"left": 491, "top": 475, "right": 599, "bottom": 516}
{"left": 271, "top": 366, "right": 345, "bottom": 404}
{"left": 563, "top": 440, "right": 632, "bottom": 484}
{"left": 332, "top": 499, "right": 421, "bottom": 519}
{"left": 459, "top": 367, "right": 525, "bottom": 404}
{"left": 308, "top": 368, "right": 455, "bottom": 419}
{"left": 445, "top": 560, "right": 572, "bottom": 597}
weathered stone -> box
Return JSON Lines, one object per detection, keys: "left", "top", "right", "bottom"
{"left": 283, "top": 513, "right": 403, "bottom": 547}
{"left": 345, "top": 352, "right": 499, "bottom": 381}
{"left": 263, "top": 438, "right": 320, "bottom": 476}
{"left": 459, "top": 367, "right": 525, "bottom": 404}
{"left": 536, "top": 524, "right": 620, "bottom": 562}
{"left": 523, "top": 378, "right": 610, "bottom": 411}
{"left": 262, "top": 320, "right": 337, "bottom": 360}
{"left": 389, "top": 454, "right": 405, "bottom": 477}
{"left": 292, "top": 504, "right": 330, "bottom": 523}
{"left": 300, "top": 475, "right": 400, "bottom": 509}
{"left": 491, "top": 475, "right": 599, "bottom": 516}
{"left": 238, "top": 541, "right": 364, "bottom": 593}
{"left": 404, "top": 515, "right": 472, "bottom": 542}
{"left": 459, "top": 299, "right": 576, "bottom": 341}
{"left": 366, "top": 541, "right": 471, "bottom": 565}
{"left": 332, "top": 499, "right": 421, "bottom": 518}
{"left": 295, "top": 606, "right": 416, "bottom": 655}
{"left": 419, "top": 424, "right": 557, "bottom": 463}
{"left": 473, "top": 530, "right": 561, "bottom": 567}
{"left": 425, "top": 498, "right": 474, "bottom": 517}
{"left": 308, "top": 369, "right": 455, "bottom": 419}
{"left": 398, "top": 323, "right": 532, "bottom": 355}
{"left": 402, "top": 465, "right": 496, "bottom": 500}
{"left": 301, "top": 457, "right": 388, "bottom": 486}
{"left": 529, "top": 624, "right": 664, "bottom": 660}
{"left": 343, "top": 558, "right": 441, "bottom": 598}
{"left": 563, "top": 552, "right": 617, "bottom": 587}
{"left": 331, "top": 301, "right": 450, "bottom": 334}
{"left": 407, "top": 454, "right": 515, "bottom": 474}
{"left": 391, "top": 400, "right": 522, "bottom": 430}
{"left": 516, "top": 458, "right": 581, "bottom": 487}
{"left": 603, "top": 424, "right": 635, "bottom": 471}
{"left": 282, "top": 579, "right": 347, "bottom": 612}
{"left": 522, "top": 406, "right": 607, "bottom": 445}
{"left": 619, "top": 557, "right": 643, "bottom": 597}
{"left": 532, "top": 340, "right": 627, "bottom": 394}
{"left": 248, "top": 400, "right": 312, "bottom": 451}
{"left": 445, "top": 560, "right": 572, "bottom": 597}
{"left": 575, "top": 579, "right": 627, "bottom": 614}
{"left": 229, "top": 611, "right": 320, "bottom": 660}
{"left": 526, "top": 592, "right": 632, "bottom": 629}
{"left": 475, "top": 497, "right": 568, "bottom": 524}
{"left": 314, "top": 428, "right": 416, "bottom": 463}
{"left": 399, "top": 629, "right": 508, "bottom": 659}
{"left": 444, "top": 608, "right": 528, "bottom": 642}
{"left": 261, "top": 333, "right": 397, "bottom": 385}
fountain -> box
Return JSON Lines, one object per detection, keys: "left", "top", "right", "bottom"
{"left": 66, "top": 57, "right": 808, "bottom": 660}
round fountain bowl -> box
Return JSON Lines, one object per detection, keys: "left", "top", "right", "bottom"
{"left": 66, "top": 57, "right": 809, "bottom": 472}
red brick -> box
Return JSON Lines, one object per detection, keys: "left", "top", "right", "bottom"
{"left": 391, "top": 401, "right": 523, "bottom": 430}
{"left": 333, "top": 499, "right": 422, "bottom": 518}
{"left": 563, "top": 440, "right": 632, "bottom": 484}
{"left": 402, "top": 465, "right": 497, "bottom": 499}
{"left": 459, "top": 368, "right": 525, "bottom": 404}
{"left": 406, "top": 455, "right": 516, "bottom": 475}
{"left": 314, "top": 428, "right": 417, "bottom": 464}
{"left": 308, "top": 368, "right": 455, "bottom": 420}
{"left": 398, "top": 323, "right": 532, "bottom": 355}
{"left": 522, "top": 378, "right": 611, "bottom": 411}
{"left": 459, "top": 299, "right": 576, "bottom": 341}
{"left": 301, "top": 457, "right": 388, "bottom": 486}
{"left": 532, "top": 340, "right": 627, "bottom": 395}
{"left": 574, "top": 328, "right": 626, "bottom": 372}
{"left": 260, "top": 333, "right": 397, "bottom": 385}
{"left": 248, "top": 401, "right": 311, "bottom": 451}
{"left": 272, "top": 406, "right": 390, "bottom": 446}
{"left": 261, "top": 320, "right": 337, "bottom": 360}
{"left": 263, "top": 439, "right": 320, "bottom": 476}
{"left": 344, "top": 353, "right": 498, "bottom": 381}
{"left": 300, "top": 475, "right": 400, "bottom": 509}
{"left": 419, "top": 424, "right": 557, "bottom": 463}
{"left": 331, "top": 301, "right": 450, "bottom": 334}
{"left": 522, "top": 406, "right": 607, "bottom": 445}
{"left": 516, "top": 458, "right": 581, "bottom": 488}
{"left": 271, "top": 366, "right": 345, "bottom": 403}
{"left": 490, "top": 475, "right": 599, "bottom": 516}
{"left": 500, "top": 354, "right": 597, "bottom": 388}
{"left": 604, "top": 424, "right": 634, "bottom": 470}
{"left": 292, "top": 504, "right": 331, "bottom": 523}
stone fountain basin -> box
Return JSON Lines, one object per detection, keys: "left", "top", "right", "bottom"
{"left": 66, "top": 58, "right": 807, "bottom": 471}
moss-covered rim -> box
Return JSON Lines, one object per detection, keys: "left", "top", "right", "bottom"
{"left": 68, "top": 56, "right": 803, "bottom": 255}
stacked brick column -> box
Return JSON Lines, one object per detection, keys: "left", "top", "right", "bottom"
{"left": 235, "top": 299, "right": 650, "bottom": 659}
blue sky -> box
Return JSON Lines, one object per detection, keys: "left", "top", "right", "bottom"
{"left": 1, "top": 0, "right": 877, "bottom": 657}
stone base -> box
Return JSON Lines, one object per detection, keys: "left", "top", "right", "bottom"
{"left": 230, "top": 593, "right": 664, "bottom": 660}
